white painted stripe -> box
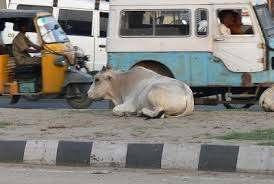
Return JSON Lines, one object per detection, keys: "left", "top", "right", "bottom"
{"left": 23, "top": 140, "right": 59, "bottom": 165}
{"left": 161, "top": 144, "right": 201, "bottom": 170}
{"left": 90, "top": 142, "right": 127, "bottom": 168}
{"left": 237, "top": 146, "right": 274, "bottom": 172}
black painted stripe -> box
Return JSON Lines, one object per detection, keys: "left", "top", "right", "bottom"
{"left": 126, "top": 144, "right": 164, "bottom": 169}
{"left": 198, "top": 145, "right": 239, "bottom": 172}
{"left": 56, "top": 141, "right": 93, "bottom": 166}
{"left": 0, "top": 141, "right": 26, "bottom": 163}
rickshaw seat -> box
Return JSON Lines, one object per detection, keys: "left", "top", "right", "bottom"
{"left": 14, "top": 64, "right": 41, "bottom": 79}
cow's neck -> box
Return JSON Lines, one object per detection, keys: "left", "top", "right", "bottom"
{"left": 109, "top": 72, "right": 133, "bottom": 106}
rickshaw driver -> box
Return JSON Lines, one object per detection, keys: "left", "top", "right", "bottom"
{"left": 12, "top": 20, "right": 41, "bottom": 66}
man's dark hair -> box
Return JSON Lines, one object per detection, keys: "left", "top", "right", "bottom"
{"left": 218, "top": 10, "right": 234, "bottom": 23}
{"left": 16, "top": 19, "right": 30, "bottom": 30}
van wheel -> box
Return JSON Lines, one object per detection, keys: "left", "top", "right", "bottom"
{"left": 66, "top": 84, "right": 92, "bottom": 109}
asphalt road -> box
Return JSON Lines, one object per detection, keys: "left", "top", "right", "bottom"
{"left": 0, "top": 96, "right": 112, "bottom": 109}
{"left": 0, "top": 96, "right": 261, "bottom": 111}
{"left": 0, "top": 164, "right": 273, "bottom": 184}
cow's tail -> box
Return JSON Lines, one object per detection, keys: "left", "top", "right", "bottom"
{"left": 182, "top": 86, "right": 195, "bottom": 116}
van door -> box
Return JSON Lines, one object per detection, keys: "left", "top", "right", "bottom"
{"left": 213, "top": 5, "right": 266, "bottom": 73}
{"left": 58, "top": 9, "right": 95, "bottom": 69}
{"left": 94, "top": 11, "right": 108, "bottom": 71}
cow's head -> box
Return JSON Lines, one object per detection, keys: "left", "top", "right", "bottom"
{"left": 88, "top": 65, "right": 114, "bottom": 100}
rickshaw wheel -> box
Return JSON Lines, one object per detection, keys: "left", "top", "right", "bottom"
{"left": 223, "top": 103, "right": 253, "bottom": 109}
{"left": 66, "top": 84, "right": 93, "bottom": 109}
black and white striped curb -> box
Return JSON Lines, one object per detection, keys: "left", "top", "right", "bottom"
{"left": 0, "top": 140, "right": 273, "bottom": 173}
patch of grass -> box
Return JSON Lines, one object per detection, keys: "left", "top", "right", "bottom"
{"left": 217, "top": 129, "right": 274, "bottom": 141}
{"left": 0, "top": 121, "right": 12, "bottom": 128}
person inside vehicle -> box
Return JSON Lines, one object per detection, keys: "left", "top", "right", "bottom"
{"left": 218, "top": 10, "right": 234, "bottom": 36}
{"left": 230, "top": 11, "right": 244, "bottom": 34}
{"left": 12, "top": 19, "right": 41, "bottom": 66}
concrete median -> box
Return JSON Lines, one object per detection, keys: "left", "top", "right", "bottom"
{"left": 0, "top": 140, "right": 273, "bottom": 173}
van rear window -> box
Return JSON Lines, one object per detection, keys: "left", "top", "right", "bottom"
{"left": 17, "top": 4, "right": 53, "bottom": 13}
{"left": 120, "top": 10, "right": 191, "bottom": 37}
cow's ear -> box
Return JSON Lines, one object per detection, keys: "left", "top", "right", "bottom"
{"left": 102, "top": 66, "right": 106, "bottom": 72}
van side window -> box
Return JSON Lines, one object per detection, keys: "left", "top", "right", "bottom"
{"left": 100, "top": 12, "right": 109, "bottom": 38}
{"left": 195, "top": 9, "right": 209, "bottom": 37}
{"left": 17, "top": 4, "right": 53, "bottom": 13}
{"left": 120, "top": 10, "right": 191, "bottom": 37}
{"left": 217, "top": 9, "right": 254, "bottom": 36}
{"left": 58, "top": 9, "right": 93, "bottom": 37}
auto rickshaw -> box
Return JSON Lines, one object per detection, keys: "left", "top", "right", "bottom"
{"left": 0, "top": 10, "right": 93, "bottom": 109}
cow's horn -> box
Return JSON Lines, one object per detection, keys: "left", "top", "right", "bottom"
{"left": 106, "top": 64, "right": 112, "bottom": 70}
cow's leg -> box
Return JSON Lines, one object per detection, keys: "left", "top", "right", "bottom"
{"left": 141, "top": 107, "right": 164, "bottom": 118}
{"left": 112, "top": 102, "right": 137, "bottom": 116}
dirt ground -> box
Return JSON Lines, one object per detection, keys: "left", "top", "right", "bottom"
{"left": 0, "top": 108, "right": 273, "bottom": 145}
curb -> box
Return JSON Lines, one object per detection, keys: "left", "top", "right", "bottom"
{"left": 0, "top": 140, "right": 274, "bottom": 173}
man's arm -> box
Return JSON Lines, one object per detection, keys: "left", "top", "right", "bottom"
{"left": 24, "top": 34, "right": 42, "bottom": 51}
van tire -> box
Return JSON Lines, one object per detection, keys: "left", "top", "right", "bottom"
{"left": 66, "top": 84, "right": 93, "bottom": 109}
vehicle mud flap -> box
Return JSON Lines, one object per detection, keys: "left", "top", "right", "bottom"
{"left": 10, "top": 95, "right": 21, "bottom": 104}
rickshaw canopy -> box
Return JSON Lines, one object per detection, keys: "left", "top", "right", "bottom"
{"left": 0, "top": 10, "right": 51, "bottom": 31}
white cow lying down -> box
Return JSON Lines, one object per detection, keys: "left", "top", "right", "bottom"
{"left": 88, "top": 66, "right": 194, "bottom": 118}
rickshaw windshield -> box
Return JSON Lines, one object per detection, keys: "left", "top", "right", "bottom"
{"left": 254, "top": 4, "right": 274, "bottom": 37}
{"left": 37, "top": 16, "right": 69, "bottom": 43}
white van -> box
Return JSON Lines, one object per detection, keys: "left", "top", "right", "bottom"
{"left": 3, "top": 0, "right": 109, "bottom": 71}
{"left": 107, "top": 0, "right": 274, "bottom": 111}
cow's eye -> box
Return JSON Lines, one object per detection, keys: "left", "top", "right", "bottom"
{"left": 95, "top": 78, "right": 100, "bottom": 83}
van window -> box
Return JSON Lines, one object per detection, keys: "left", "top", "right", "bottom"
{"left": 100, "top": 12, "right": 109, "bottom": 37}
{"left": 58, "top": 9, "right": 93, "bottom": 36}
{"left": 120, "top": 10, "right": 191, "bottom": 37}
{"left": 195, "top": 9, "right": 209, "bottom": 37}
{"left": 17, "top": 4, "right": 53, "bottom": 13}
{"left": 217, "top": 9, "right": 254, "bottom": 35}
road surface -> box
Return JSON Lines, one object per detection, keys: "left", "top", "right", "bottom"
{"left": 0, "top": 96, "right": 261, "bottom": 111}
{"left": 0, "top": 164, "right": 273, "bottom": 184}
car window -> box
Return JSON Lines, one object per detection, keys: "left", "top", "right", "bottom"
{"left": 195, "top": 9, "right": 209, "bottom": 37}
{"left": 100, "top": 12, "right": 109, "bottom": 37}
{"left": 17, "top": 4, "right": 53, "bottom": 13}
{"left": 58, "top": 9, "right": 93, "bottom": 37}
{"left": 120, "top": 10, "right": 191, "bottom": 37}
{"left": 217, "top": 9, "right": 254, "bottom": 36}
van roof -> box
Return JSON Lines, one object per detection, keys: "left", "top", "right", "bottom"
{"left": 110, "top": 0, "right": 267, "bottom": 6}
{"left": 9, "top": 0, "right": 109, "bottom": 11}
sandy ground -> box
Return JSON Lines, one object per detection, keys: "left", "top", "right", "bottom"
{"left": 0, "top": 108, "right": 273, "bottom": 145}
{"left": 0, "top": 109, "right": 274, "bottom": 144}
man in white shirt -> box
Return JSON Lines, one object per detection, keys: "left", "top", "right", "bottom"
{"left": 218, "top": 10, "right": 235, "bottom": 36}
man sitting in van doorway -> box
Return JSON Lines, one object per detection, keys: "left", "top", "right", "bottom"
{"left": 218, "top": 10, "right": 234, "bottom": 36}
{"left": 12, "top": 19, "right": 41, "bottom": 66}
{"left": 230, "top": 11, "right": 244, "bottom": 34}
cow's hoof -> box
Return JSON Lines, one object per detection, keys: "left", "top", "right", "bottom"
{"left": 259, "top": 87, "right": 274, "bottom": 112}
{"left": 112, "top": 107, "right": 125, "bottom": 117}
